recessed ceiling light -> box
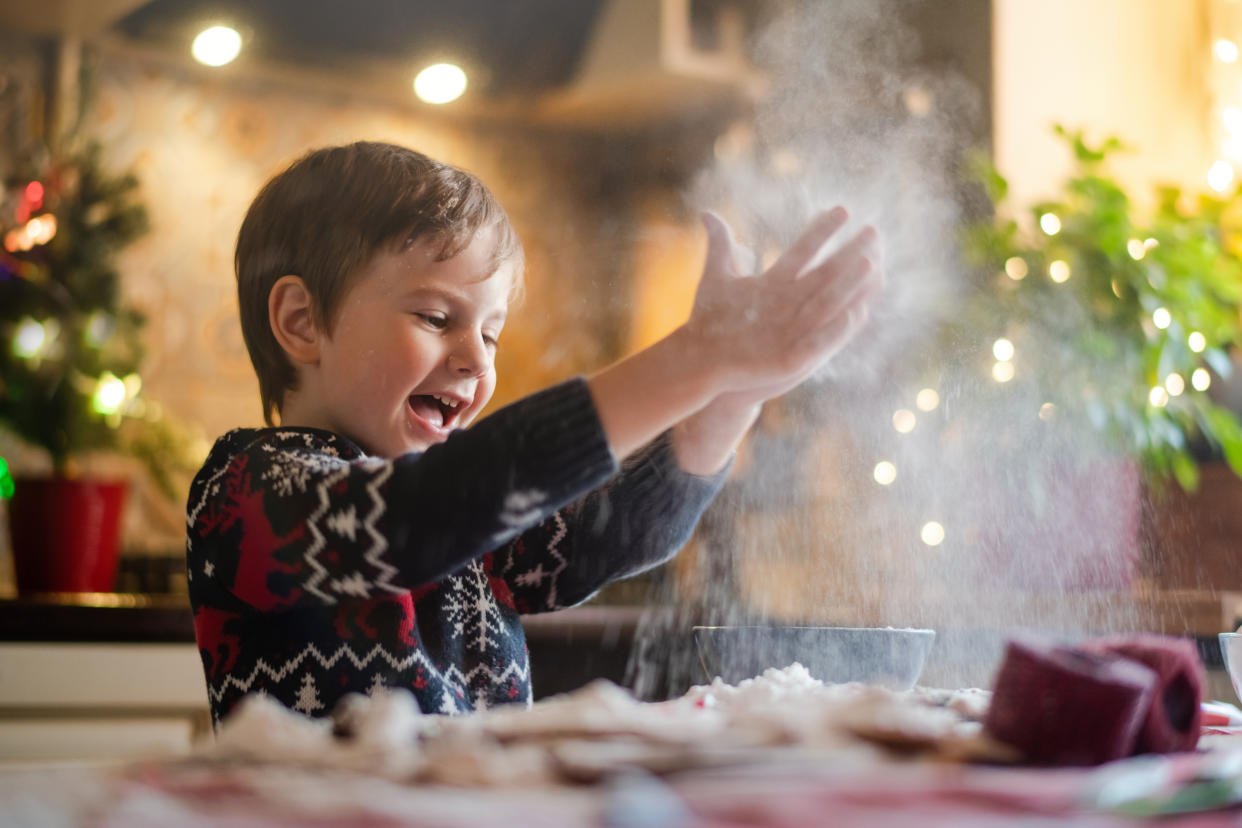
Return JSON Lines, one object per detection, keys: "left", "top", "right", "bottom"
{"left": 192, "top": 26, "right": 242, "bottom": 67}
{"left": 414, "top": 63, "right": 467, "bottom": 104}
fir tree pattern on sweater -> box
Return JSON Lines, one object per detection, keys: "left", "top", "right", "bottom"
{"left": 186, "top": 379, "right": 725, "bottom": 725}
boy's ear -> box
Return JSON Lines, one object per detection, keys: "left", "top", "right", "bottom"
{"left": 269, "top": 275, "right": 321, "bottom": 365}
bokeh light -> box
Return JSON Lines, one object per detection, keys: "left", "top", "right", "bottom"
{"left": 92, "top": 372, "right": 127, "bottom": 415}
{"left": 1004, "top": 257, "right": 1028, "bottom": 280}
{"left": 1188, "top": 331, "right": 1206, "bottom": 352}
{"left": 1048, "top": 260, "right": 1071, "bottom": 283}
{"left": 920, "top": 521, "right": 945, "bottom": 547}
{"left": 915, "top": 388, "right": 940, "bottom": 411}
{"left": 1209, "top": 160, "right": 1235, "bottom": 193}
{"left": 1039, "top": 212, "right": 1061, "bottom": 235}
{"left": 414, "top": 63, "right": 468, "bottom": 104}
{"left": 13, "top": 317, "right": 46, "bottom": 359}
{"left": 873, "top": 461, "right": 897, "bottom": 486}
{"left": 1192, "top": 368, "right": 1212, "bottom": 391}
{"left": 1152, "top": 307, "right": 1171, "bottom": 329}
{"left": 1165, "top": 373, "right": 1185, "bottom": 396}
{"left": 992, "top": 361, "right": 1015, "bottom": 383}
{"left": 992, "top": 338, "right": 1014, "bottom": 361}
{"left": 892, "top": 409, "right": 916, "bottom": 433}
{"left": 192, "top": 26, "right": 242, "bottom": 67}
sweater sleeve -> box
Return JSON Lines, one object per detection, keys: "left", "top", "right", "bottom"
{"left": 488, "top": 430, "right": 730, "bottom": 613}
{"left": 186, "top": 379, "right": 617, "bottom": 611}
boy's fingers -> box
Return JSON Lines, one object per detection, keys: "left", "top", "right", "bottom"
{"left": 804, "top": 289, "right": 877, "bottom": 363}
{"left": 798, "top": 229, "right": 882, "bottom": 317}
{"left": 767, "top": 207, "right": 850, "bottom": 281}
{"left": 701, "top": 211, "right": 743, "bottom": 280}
{"left": 734, "top": 242, "right": 758, "bottom": 276}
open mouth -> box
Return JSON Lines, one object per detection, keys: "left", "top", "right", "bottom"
{"left": 407, "top": 393, "right": 464, "bottom": 431}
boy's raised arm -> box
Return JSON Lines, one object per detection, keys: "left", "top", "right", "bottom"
{"left": 587, "top": 208, "right": 882, "bottom": 470}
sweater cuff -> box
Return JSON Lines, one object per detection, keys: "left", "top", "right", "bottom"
{"left": 617, "top": 430, "right": 730, "bottom": 526}
{"left": 510, "top": 377, "right": 618, "bottom": 493}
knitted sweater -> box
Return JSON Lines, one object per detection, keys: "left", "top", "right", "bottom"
{"left": 186, "top": 379, "right": 725, "bottom": 725}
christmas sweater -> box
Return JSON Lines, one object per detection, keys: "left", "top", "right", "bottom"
{"left": 186, "top": 379, "right": 725, "bottom": 725}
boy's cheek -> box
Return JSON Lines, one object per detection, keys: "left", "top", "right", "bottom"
{"left": 464, "top": 371, "right": 497, "bottom": 425}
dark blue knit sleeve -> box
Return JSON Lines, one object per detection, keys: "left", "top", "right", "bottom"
{"left": 186, "top": 379, "right": 618, "bottom": 611}
{"left": 489, "top": 431, "right": 730, "bottom": 613}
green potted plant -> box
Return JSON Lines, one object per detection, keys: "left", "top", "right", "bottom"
{"left": 961, "top": 126, "right": 1242, "bottom": 493}
{"left": 869, "top": 126, "right": 1242, "bottom": 593}
{"left": 0, "top": 140, "right": 180, "bottom": 593}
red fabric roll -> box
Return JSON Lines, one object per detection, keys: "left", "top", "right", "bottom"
{"left": 1082, "top": 635, "right": 1205, "bottom": 754}
{"left": 984, "top": 636, "right": 1157, "bottom": 766}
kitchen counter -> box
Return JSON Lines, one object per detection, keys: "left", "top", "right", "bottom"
{"left": 0, "top": 592, "right": 1232, "bottom": 672}
{"left": 0, "top": 593, "right": 196, "bottom": 643}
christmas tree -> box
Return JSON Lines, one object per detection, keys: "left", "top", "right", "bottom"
{"left": 0, "top": 140, "right": 186, "bottom": 495}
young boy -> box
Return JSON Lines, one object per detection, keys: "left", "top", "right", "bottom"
{"left": 187, "top": 141, "right": 880, "bottom": 725}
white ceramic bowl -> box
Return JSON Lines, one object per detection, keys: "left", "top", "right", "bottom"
{"left": 1218, "top": 632, "right": 1242, "bottom": 703}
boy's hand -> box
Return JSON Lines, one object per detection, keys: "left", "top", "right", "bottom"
{"left": 684, "top": 208, "right": 881, "bottom": 403}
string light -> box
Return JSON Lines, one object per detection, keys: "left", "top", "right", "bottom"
{"left": 1039, "top": 212, "right": 1062, "bottom": 235}
{"left": 13, "top": 317, "right": 46, "bottom": 359}
{"left": 992, "top": 361, "right": 1015, "bottom": 383}
{"left": 873, "top": 461, "right": 897, "bottom": 486}
{"left": 1217, "top": 39, "right": 1240, "bottom": 63}
{"left": 92, "top": 372, "right": 127, "bottom": 415}
{"left": 1188, "top": 331, "right": 1207, "bottom": 352}
{"left": 915, "top": 388, "right": 940, "bottom": 411}
{"left": 1165, "top": 373, "right": 1185, "bottom": 396}
{"left": 1149, "top": 386, "right": 1170, "bottom": 407}
{"left": 1192, "top": 368, "right": 1212, "bottom": 391}
{"left": 992, "top": 338, "right": 1015, "bottom": 361}
{"left": 920, "top": 521, "right": 945, "bottom": 547}
{"left": 1152, "top": 307, "right": 1171, "bottom": 329}
{"left": 892, "top": 409, "right": 916, "bottom": 433}
{"left": 1048, "top": 259, "right": 1071, "bottom": 283}
{"left": 1209, "top": 160, "right": 1235, "bottom": 192}
{"left": 1004, "top": 257, "right": 1028, "bottom": 280}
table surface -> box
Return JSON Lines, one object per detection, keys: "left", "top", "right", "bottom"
{"left": 3, "top": 738, "right": 1242, "bottom": 826}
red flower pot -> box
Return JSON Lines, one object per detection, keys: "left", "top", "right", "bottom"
{"left": 8, "top": 476, "right": 128, "bottom": 594}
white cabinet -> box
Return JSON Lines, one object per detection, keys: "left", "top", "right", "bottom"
{"left": 0, "top": 643, "right": 209, "bottom": 763}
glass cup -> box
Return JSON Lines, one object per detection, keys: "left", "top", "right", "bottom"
{"left": 1219, "top": 633, "right": 1242, "bottom": 704}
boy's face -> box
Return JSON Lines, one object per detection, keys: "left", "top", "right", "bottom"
{"left": 315, "top": 228, "right": 512, "bottom": 457}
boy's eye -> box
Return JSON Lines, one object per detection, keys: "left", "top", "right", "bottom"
{"left": 416, "top": 313, "right": 448, "bottom": 329}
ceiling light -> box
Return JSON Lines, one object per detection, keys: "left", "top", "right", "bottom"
{"left": 192, "top": 26, "right": 242, "bottom": 67}
{"left": 414, "top": 63, "right": 468, "bottom": 104}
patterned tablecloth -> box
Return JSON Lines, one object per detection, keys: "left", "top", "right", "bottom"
{"left": 4, "top": 736, "right": 1242, "bottom": 826}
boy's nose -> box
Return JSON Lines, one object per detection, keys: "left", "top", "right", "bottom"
{"left": 447, "top": 334, "right": 490, "bottom": 378}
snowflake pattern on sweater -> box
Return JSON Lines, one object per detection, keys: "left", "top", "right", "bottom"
{"left": 186, "top": 379, "right": 725, "bottom": 725}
